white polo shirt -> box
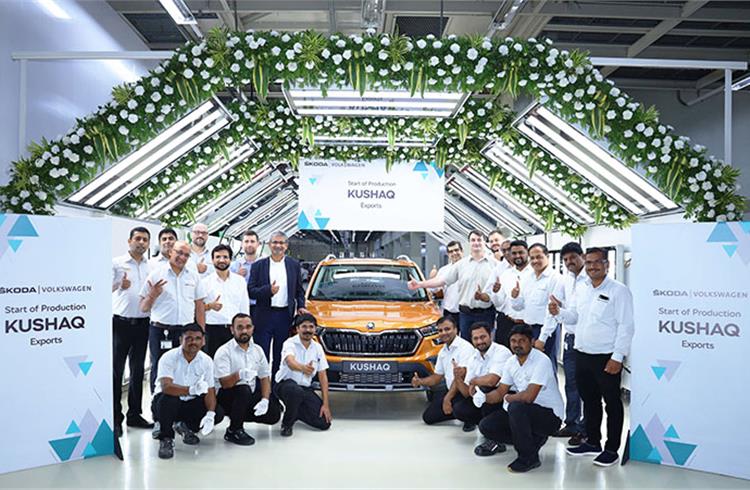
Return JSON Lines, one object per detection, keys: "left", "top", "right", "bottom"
{"left": 440, "top": 254, "right": 498, "bottom": 310}
{"left": 465, "top": 342, "right": 513, "bottom": 385}
{"left": 155, "top": 347, "right": 214, "bottom": 401}
{"left": 269, "top": 257, "right": 289, "bottom": 308}
{"left": 434, "top": 335, "right": 474, "bottom": 389}
{"left": 148, "top": 254, "right": 169, "bottom": 270}
{"left": 436, "top": 262, "right": 460, "bottom": 313}
{"left": 201, "top": 272, "right": 250, "bottom": 324}
{"left": 275, "top": 335, "right": 329, "bottom": 387}
{"left": 214, "top": 339, "right": 270, "bottom": 391}
{"left": 490, "top": 264, "right": 533, "bottom": 317}
{"left": 140, "top": 265, "right": 206, "bottom": 325}
{"left": 558, "top": 269, "right": 588, "bottom": 336}
{"left": 188, "top": 247, "right": 214, "bottom": 278}
{"left": 112, "top": 253, "right": 150, "bottom": 318}
{"left": 501, "top": 348, "right": 564, "bottom": 420}
{"left": 510, "top": 266, "right": 563, "bottom": 341}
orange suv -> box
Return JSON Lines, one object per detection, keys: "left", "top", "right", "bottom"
{"left": 305, "top": 256, "right": 442, "bottom": 391}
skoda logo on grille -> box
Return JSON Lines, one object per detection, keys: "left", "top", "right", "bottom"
{"left": 366, "top": 322, "right": 375, "bottom": 330}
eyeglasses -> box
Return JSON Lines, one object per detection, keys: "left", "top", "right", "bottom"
{"left": 173, "top": 251, "right": 191, "bottom": 258}
{"left": 584, "top": 259, "right": 608, "bottom": 266}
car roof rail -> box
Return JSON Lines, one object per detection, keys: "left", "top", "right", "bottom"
{"left": 395, "top": 254, "right": 413, "bottom": 262}
{"left": 324, "top": 254, "right": 337, "bottom": 261}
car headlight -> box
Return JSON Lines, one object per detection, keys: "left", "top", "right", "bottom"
{"left": 419, "top": 323, "right": 439, "bottom": 337}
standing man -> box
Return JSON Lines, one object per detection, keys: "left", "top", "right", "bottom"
{"left": 248, "top": 231, "right": 307, "bottom": 375}
{"left": 151, "top": 324, "right": 223, "bottom": 459}
{"left": 411, "top": 316, "right": 474, "bottom": 428}
{"left": 214, "top": 313, "right": 282, "bottom": 445}
{"left": 202, "top": 244, "right": 251, "bottom": 357}
{"left": 434, "top": 240, "right": 463, "bottom": 326}
{"left": 149, "top": 228, "right": 177, "bottom": 270}
{"left": 188, "top": 223, "right": 213, "bottom": 278}
{"left": 550, "top": 247, "right": 634, "bottom": 467}
{"left": 230, "top": 230, "right": 260, "bottom": 285}
{"left": 274, "top": 314, "right": 332, "bottom": 437}
{"left": 479, "top": 325, "right": 564, "bottom": 473}
{"left": 112, "top": 227, "right": 154, "bottom": 436}
{"left": 487, "top": 230, "right": 511, "bottom": 266}
{"left": 408, "top": 230, "right": 497, "bottom": 341}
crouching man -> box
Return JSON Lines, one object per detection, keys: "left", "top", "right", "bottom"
{"left": 274, "top": 313, "right": 332, "bottom": 437}
{"left": 151, "top": 324, "right": 224, "bottom": 459}
{"left": 214, "top": 313, "right": 283, "bottom": 445}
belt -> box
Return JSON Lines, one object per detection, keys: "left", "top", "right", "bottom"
{"left": 113, "top": 315, "right": 149, "bottom": 325}
{"left": 270, "top": 306, "right": 288, "bottom": 311}
{"left": 150, "top": 322, "right": 186, "bottom": 329}
{"left": 206, "top": 323, "right": 232, "bottom": 329}
{"left": 459, "top": 305, "right": 494, "bottom": 314}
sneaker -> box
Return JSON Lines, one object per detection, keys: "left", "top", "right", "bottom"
{"left": 224, "top": 428, "right": 255, "bottom": 446}
{"left": 158, "top": 438, "right": 174, "bottom": 459}
{"left": 174, "top": 422, "right": 200, "bottom": 445}
{"left": 151, "top": 422, "right": 161, "bottom": 440}
{"left": 593, "top": 450, "right": 620, "bottom": 467}
{"left": 280, "top": 425, "right": 293, "bottom": 437}
{"left": 568, "top": 433, "right": 587, "bottom": 446}
{"left": 508, "top": 458, "right": 541, "bottom": 473}
{"left": 552, "top": 425, "right": 577, "bottom": 438}
{"left": 474, "top": 440, "right": 506, "bottom": 457}
{"left": 462, "top": 422, "right": 477, "bottom": 432}
{"left": 566, "top": 442, "right": 602, "bottom": 456}
{"left": 127, "top": 415, "right": 155, "bottom": 429}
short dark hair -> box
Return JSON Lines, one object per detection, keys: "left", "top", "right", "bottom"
{"left": 509, "top": 324, "right": 533, "bottom": 341}
{"left": 158, "top": 228, "right": 178, "bottom": 241}
{"left": 529, "top": 243, "right": 548, "bottom": 255}
{"left": 129, "top": 226, "right": 150, "bottom": 239}
{"left": 586, "top": 247, "right": 609, "bottom": 262}
{"left": 212, "top": 244, "right": 233, "bottom": 259}
{"left": 231, "top": 313, "right": 252, "bottom": 326}
{"left": 293, "top": 313, "right": 318, "bottom": 328}
{"left": 436, "top": 315, "right": 457, "bottom": 329}
{"left": 446, "top": 240, "right": 462, "bottom": 251}
{"left": 243, "top": 230, "right": 259, "bottom": 240}
{"left": 509, "top": 239, "right": 528, "bottom": 250}
{"left": 468, "top": 229, "right": 485, "bottom": 241}
{"left": 470, "top": 322, "right": 492, "bottom": 336}
{"left": 182, "top": 323, "right": 204, "bottom": 336}
{"left": 560, "top": 242, "right": 583, "bottom": 257}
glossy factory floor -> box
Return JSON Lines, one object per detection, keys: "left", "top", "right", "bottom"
{"left": 1, "top": 388, "right": 747, "bottom": 489}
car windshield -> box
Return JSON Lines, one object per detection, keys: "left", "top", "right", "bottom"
{"left": 309, "top": 264, "right": 427, "bottom": 301}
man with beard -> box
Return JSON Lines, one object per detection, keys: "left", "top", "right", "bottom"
{"left": 487, "top": 230, "right": 512, "bottom": 269}
{"left": 214, "top": 313, "right": 282, "bottom": 445}
{"left": 202, "top": 245, "right": 250, "bottom": 357}
{"left": 274, "top": 314, "right": 332, "bottom": 437}
{"left": 149, "top": 228, "right": 177, "bottom": 270}
{"left": 411, "top": 315, "right": 474, "bottom": 428}
{"left": 478, "top": 325, "right": 563, "bottom": 472}
{"left": 112, "top": 227, "right": 154, "bottom": 436}
{"left": 188, "top": 223, "right": 213, "bottom": 278}
{"left": 452, "top": 322, "right": 512, "bottom": 441}
{"left": 231, "top": 230, "right": 260, "bottom": 285}
{"left": 433, "top": 240, "right": 463, "bottom": 326}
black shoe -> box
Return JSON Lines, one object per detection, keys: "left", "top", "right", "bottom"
{"left": 474, "top": 440, "right": 506, "bottom": 457}
{"left": 114, "top": 423, "right": 123, "bottom": 438}
{"left": 552, "top": 425, "right": 576, "bottom": 437}
{"left": 280, "top": 425, "right": 293, "bottom": 437}
{"left": 566, "top": 442, "right": 602, "bottom": 456}
{"left": 151, "top": 422, "right": 161, "bottom": 440}
{"left": 127, "top": 415, "right": 155, "bottom": 429}
{"left": 224, "top": 428, "right": 255, "bottom": 446}
{"left": 158, "top": 438, "right": 174, "bottom": 459}
{"left": 593, "top": 450, "right": 620, "bottom": 467}
{"left": 568, "top": 433, "right": 587, "bottom": 446}
{"left": 508, "top": 458, "right": 541, "bottom": 473}
{"left": 462, "top": 422, "right": 477, "bottom": 432}
{"left": 174, "top": 422, "right": 200, "bottom": 445}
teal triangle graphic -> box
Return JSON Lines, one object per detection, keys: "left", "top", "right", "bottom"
{"left": 308, "top": 178, "right": 317, "bottom": 184}
{"left": 49, "top": 436, "right": 81, "bottom": 461}
{"left": 90, "top": 420, "right": 114, "bottom": 457}
{"left": 8, "top": 239, "right": 23, "bottom": 252}
{"left": 79, "top": 361, "right": 93, "bottom": 375}
{"left": 646, "top": 447, "right": 662, "bottom": 463}
{"left": 664, "top": 425, "right": 680, "bottom": 439}
{"left": 430, "top": 163, "right": 445, "bottom": 177}
{"left": 629, "top": 425, "right": 655, "bottom": 462}
{"left": 421, "top": 173, "right": 428, "bottom": 180}
{"left": 315, "top": 217, "right": 330, "bottom": 230}
{"left": 740, "top": 222, "right": 750, "bottom": 234}
{"left": 8, "top": 215, "right": 39, "bottom": 237}
{"left": 315, "top": 210, "right": 322, "bottom": 217}
{"left": 722, "top": 244, "right": 738, "bottom": 257}
{"left": 707, "top": 222, "right": 737, "bottom": 243}
{"left": 0, "top": 214, "right": 6, "bottom": 228}
{"left": 298, "top": 211, "right": 311, "bottom": 229}
{"left": 651, "top": 366, "right": 667, "bottom": 380}
{"left": 664, "top": 440, "right": 697, "bottom": 466}
{"left": 66, "top": 420, "right": 80, "bottom": 434}
{"left": 413, "top": 161, "right": 428, "bottom": 172}
{"left": 83, "top": 443, "right": 98, "bottom": 458}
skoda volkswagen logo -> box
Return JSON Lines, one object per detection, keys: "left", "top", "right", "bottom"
{"left": 366, "top": 322, "right": 375, "bottom": 330}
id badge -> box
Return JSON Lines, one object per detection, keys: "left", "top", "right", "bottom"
{"left": 161, "top": 340, "right": 172, "bottom": 349}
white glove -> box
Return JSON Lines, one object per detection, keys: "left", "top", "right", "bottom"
{"left": 473, "top": 388, "right": 487, "bottom": 408}
{"left": 199, "top": 410, "right": 215, "bottom": 436}
{"left": 189, "top": 378, "right": 209, "bottom": 396}
{"left": 240, "top": 368, "right": 255, "bottom": 383}
{"left": 253, "top": 398, "right": 269, "bottom": 416}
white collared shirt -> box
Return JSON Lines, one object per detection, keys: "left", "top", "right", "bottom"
{"left": 440, "top": 254, "right": 498, "bottom": 309}
{"left": 511, "top": 266, "right": 563, "bottom": 341}
{"left": 436, "top": 263, "right": 460, "bottom": 313}
{"left": 201, "top": 272, "right": 250, "bottom": 324}
{"left": 139, "top": 265, "right": 206, "bottom": 325}
{"left": 154, "top": 347, "right": 214, "bottom": 401}
{"left": 556, "top": 276, "right": 635, "bottom": 362}
{"left": 434, "top": 335, "right": 474, "bottom": 389}
{"left": 484, "top": 264, "right": 533, "bottom": 316}
{"left": 269, "top": 256, "right": 289, "bottom": 308}
{"left": 559, "top": 269, "right": 588, "bottom": 336}
{"left": 188, "top": 248, "right": 214, "bottom": 278}
{"left": 465, "top": 342, "right": 513, "bottom": 385}
{"left": 214, "top": 339, "right": 270, "bottom": 391}
{"left": 501, "top": 348, "right": 564, "bottom": 420}
{"left": 112, "top": 253, "right": 151, "bottom": 318}
{"left": 148, "top": 254, "right": 169, "bottom": 271}
{"left": 275, "top": 335, "right": 329, "bottom": 387}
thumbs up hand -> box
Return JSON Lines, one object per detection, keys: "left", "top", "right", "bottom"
{"left": 474, "top": 284, "right": 483, "bottom": 300}
{"left": 511, "top": 279, "right": 520, "bottom": 299}
{"left": 197, "top": 257, "right": 208, "bottom": 274}
{"left": 208, "top": 295, "right": 222, "bottom": 311}
{"left": 120, "top": 272, "right": 131, "bottom": 290}
{"left": 492, "top": 277, "right": 501, "bottom": 293}
{"left": 411, "top": 372, "right": 422, "bottom": 388}
{"left": 548, "top": 294, "right": 561, "bottom": 316}
{"left": 271, "top": 280, "right": 280, "bottom": 295}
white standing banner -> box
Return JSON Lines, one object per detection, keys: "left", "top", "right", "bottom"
{"left": 0, "top": 214, "right": 112, "bottom": 474}
{"left": 630, "top": 222, "right": 750, "bottom": 480}
{"left": 298, "top": 158, "right": 444, "bottom": 232}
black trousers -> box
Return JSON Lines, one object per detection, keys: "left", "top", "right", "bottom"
{"left": 253, "top": 308, "right": 293, "bottom": 377}
{"left": 494, "top": 312, "right": 516, "bottom": 348}
{"left": 528, "top": 323, "right": 560, "bottom": 371}
{"left": 112, "top": 316, "right": 149, "bottom": 425}
{"left": 274, "top": 379, "right": 330, "bottom": 430}
{"left": 453, "top": 396, "right": 502, "bottom": 425}
{"left": 148, "top": 324, "right": 184, "bottom": 395}
{"left": 479, "top": 402, "right": 561, "bottom": 464}
{"left": 421, "top": 389, "right": 469, "bottom": 425}
{"left": 151, "top": 393, "right": 225, "bottom": 440}
{"left": 217, "top": 384, "right": 282, "bottom": 430}
{"left": 575, "top": 350, "right": 624, "bottom": 451}
{"left": 205, "top": 324, "right": 233, "bottom": 358}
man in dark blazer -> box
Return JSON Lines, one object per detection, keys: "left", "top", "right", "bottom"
{"left": 248, "top": 231, "right": 308, "bottom": 376}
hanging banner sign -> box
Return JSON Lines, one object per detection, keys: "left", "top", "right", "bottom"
{"left": 629, "top": 222, "right": 750, "bottom": 480}
{"left": 298, "top": 158, "right": 444, "bottom": 232}
{"left": 0, "top": 214, "right": 113, "bottom": 474}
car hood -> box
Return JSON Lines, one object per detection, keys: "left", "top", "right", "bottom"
{"left": 306, "top": 300, "right": 440, "bottom": 331}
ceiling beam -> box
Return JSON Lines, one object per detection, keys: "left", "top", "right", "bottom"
{"left": 695, "top": 69, "right": 727, "bottom": 90}
{"left": 522, "top": 3, "right": 750, "bottom": 23}
{"left": 553, "top": 43, "right": 750, "bottom": 61}
{"left": 543, "top": 24, "right": 750, "bottom": 38}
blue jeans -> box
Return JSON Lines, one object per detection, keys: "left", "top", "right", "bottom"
{"left": 562, "top": 333, "right": 585, "bottom": 434}
{"left": 458, "top": 309, "right": 496, "bottom": 341}
{"left": 529, "top": 323, "right": 559, "bottom": 372}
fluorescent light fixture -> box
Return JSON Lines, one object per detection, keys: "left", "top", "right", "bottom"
{"left": 315, "top": 135, "right": 439, "bottom": 148}
{"left": 158, "top": 0, "right": 197, "bottom": 25}
{"left": 283, "top": 87, "right": 468, "bottom": 118}
{"left": 515, "top": 105, "right": 678, "bottom": 216}
{"left": 142, "top": 140, "right": 260, "bottom": 219}
{"left": 206, "top": 173, "right": 287, "bottom": 232}
{"left": 445, "top": 195, "right": 493, "bottom": 234}
{"left": 447, "top": 176, "right": 533, "bottom": 235}
{"left": 194, "top": 166, "right": 276, "bottom": 223}
{"left": 732, "top": 74, "right": 750, "bottom": 91}
{"left": 361, "top": 0, "right": 386, "bottom": 29}
{"left": 481, "top": 141, "right": 595, "bottom": 224}
{"left": 463, "top": 168, "right": 547, "bottom": 229}
{"left": 67, "top": 98, "right": 232, "bottom": 209}
{"left": 37, "top": 0, "right": 71, "bottom": 19}
{"left": 224, "top": 191, "right": 296, "bottom": 237}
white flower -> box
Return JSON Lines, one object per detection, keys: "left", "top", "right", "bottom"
{"left": 84, "top": 145, "right": 94, "bottom": 154}
{"left": 606, "top": 110, "right": 616, "bottom": 119}
{"left": 118, "top": 126, "right": 129, "bottom": 135}
{"left": 647, "top": 152, "right": 656, "bottom": 160}
{"left": 378, "top": 50, "right": 388, "bottom": 60}
{"left": 689, "top": 183, "right": 700, "bottom": 192}
{"left": 285, "top": 49, "right": 295, "bottom": 60}
{"left": 281, "top": 33, "right": 291, "bottom": 42}
{"left": 145, "top": 103, "right": 155, "bottom": 113}
{"left": 128, "top": 114, "right": 138, "bottom": 123}
{"left": 107, "top": 115, "right": 117, "bottom": 124}
{"left": 19, "top": 190, "right": 30, "bottom": 199}
{"left": 343, "top": 50, "right": 352, "bottom": 60}
{"left": 271, "top": 46, "right": 281, "bottom": 56}
{"left": 416, "top": 39, "right": 427, "bottom": 49}
{"left": 563, "top": 93, "right": 573, "bottom": 102}
{"left": 178, "top": 53, "right": 187, "bottom": 63}
{"left": 364, "top": 42, "right": 374, "bottom": 53}
{"left": 151, "top": 92, "right": 162, "bottom": 102}
{"left": 644, "top": 127, "right": 654, "bottom": 137}
{"left": 450, "top": 43, "right": 460, "bottom": 53}
{"left": 616, "top": 97, "right": 626, "bottom": 107}
{"left": 336, "top": 39, "right": 346, "bottom": 48}
{"left": 127, "top": 99, "right": 137, "bottom": 110}
{"left": 287, "top": 62, "right": 297, "bottom": 71}
{"left": 275, "top": 62, "right": 284, "bottom": 71}
{"left": 22, "top": 202, "right": 33, "bottom": 212}
{"left": 332, "top": 54, "right": 342, "bottom": 65}
{"left": 467, "top": 48, "right": 478, "bottom": 60}
{"left": 321, "top": 48, "right": 331, "bottom": 59}
{"left": 230, "top": 63, "right": 240, "bottom": 72}
{"left": 660, "top": 154, "right": 670, "bottom": 163}
{"left": 151, "top": 77, "right": 161, "bottom": 87}
{"left": 429, "top": 56, "right": 439, "bottom": 66}
{"left": 404, "top": 61, "right": 414, "bottom": 70}
{"left": 623, "top": 130, "right": 633, "bottom": 138}
{"left": 622, "top": 110, "right": 633, "bottom": 120}
{"left": 482, "top": 40, "right": 492, "bottom": 50}
{"left": 498, "top": 45, "right": 509, "bottom": 55}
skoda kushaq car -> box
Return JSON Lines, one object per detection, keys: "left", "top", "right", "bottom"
{"left": 305, "top": 256, "right": 442, "bottom": 391}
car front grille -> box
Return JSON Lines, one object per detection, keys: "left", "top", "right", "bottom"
{"left": 319, "top": 329, "right": 420, "bottom": 356}
{"left": 338, "top": 372, "right": 404, "bottom": 385}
